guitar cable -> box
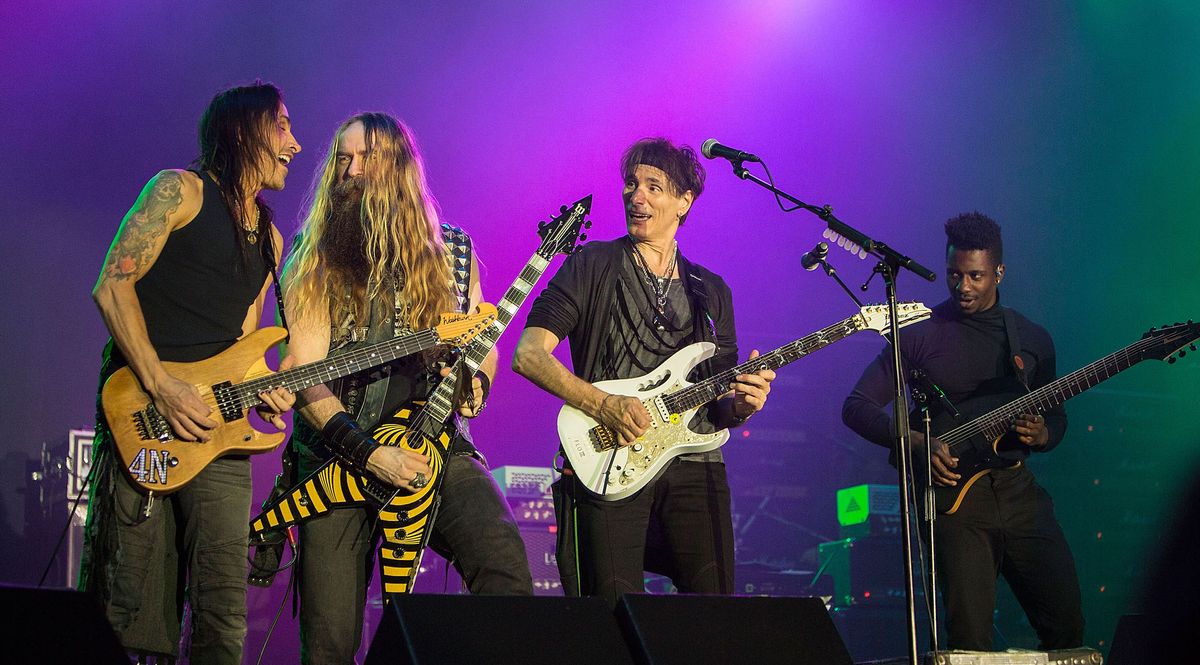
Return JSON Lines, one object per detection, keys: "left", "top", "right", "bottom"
{"left": 252, "top": 544, "right": 297, "bottom": 665}
{"left": 37, "top": 456, "right": 93, "bottom": 588}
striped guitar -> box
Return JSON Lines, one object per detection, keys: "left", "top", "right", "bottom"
{"left": 559, "top": 303, "right": 932, "bottom": 500}
{"left": 102, "top": 306, "right": 496, "bottom": 494}
{"left": 249, "top": 195, "right": 592, "bottom": 596}
{"left": 921, "top": 320, "right": 1199, "bottom": 515}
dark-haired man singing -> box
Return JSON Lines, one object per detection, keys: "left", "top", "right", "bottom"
{"left": 82, "top": 82, "right": 300, "bottom": 664}
{"left": 514, "top": 137, "right": 776, "bottom": 606}
{"left": 842, "top": 212, "right": 1084, "bottom": 650}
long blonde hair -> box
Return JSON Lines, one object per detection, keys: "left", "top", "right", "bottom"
{"left": 285, "top": 113, "right": 454, "bottom": 330}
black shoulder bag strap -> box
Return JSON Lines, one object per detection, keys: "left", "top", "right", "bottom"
{"left": 1001, "top": 306, "right": 1030, "bottom": 389}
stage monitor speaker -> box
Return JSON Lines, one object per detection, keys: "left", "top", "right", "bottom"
{"left": 0, "top": 585, "right": 126, "bottom": 664}
{"left": 1107, "top": 613, "right": 1146, "bottom": 665}
{"left": 365, "top": 594, "right": 636, "bottom": 665}
{"left": 615, "top": 594, "right": 852, "bottom": 665}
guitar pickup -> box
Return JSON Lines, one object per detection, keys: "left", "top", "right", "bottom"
{"left": 589, "top": 425, "right": 616, "bottom": 452}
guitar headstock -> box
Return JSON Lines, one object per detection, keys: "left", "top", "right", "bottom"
{"left": 435, "top": 303, "right": 499, "bottom": 347}
{"left": 857, "top": 302, "right": 932, "bottom": 333}
{"left": 1140, "top": 320, "right": 1200, "bottom": 364}
{"left": 537, "top": 195, "right": 593, "bottom": 260}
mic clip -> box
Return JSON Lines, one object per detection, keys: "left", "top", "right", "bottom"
{"left": 910, "top": 369, "right": 959, "bottom": 418}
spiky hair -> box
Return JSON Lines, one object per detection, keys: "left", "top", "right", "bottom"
{"left": 944, "top": 211, "right": 1003, "bottom": 263}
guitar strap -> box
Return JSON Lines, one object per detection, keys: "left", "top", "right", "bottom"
{"left": 679, "top": 253, "right": 721, "bottom": 376}
{"left": 1000, "top": 307, "right": 1030, "bottom": 389}
{"left": 337, "top": 225, "right": 473, "bottom": 431}
{"left": 261, "top": 225, "right": 289, "bottom": 341}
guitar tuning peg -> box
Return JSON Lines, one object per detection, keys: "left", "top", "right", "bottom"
{"left": 1168, "top": 357, "right": 1177, "bottom": 364}
{"left": 537, "top": 221, "right": 546, "bottom": 230}
{"left": 560, "top": 205, "right": 568, "bottom": 214}
{"left": 579, "top": 234, "right": 588, "bottom": 242}
{"left": 1180, "top": 350, "right": 1188, "bottom": 358}
{"left": 584, "top": 221, "right": 592, "bottom": 229}
{"left": 1190, "top": 344, "right": 1196, "bottom": 351}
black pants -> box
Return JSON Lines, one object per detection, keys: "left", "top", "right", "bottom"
{"left": 554, "top": 458, "right": 735, "bottom": 608}
{"left": 80, "top": 444, "right": 252, "bottom": 665}
{"left": 935, "top": 465, "right": 1084, "bottom": 650}
{"left": 297, "top": 453, "right": 533, "bottom": 664}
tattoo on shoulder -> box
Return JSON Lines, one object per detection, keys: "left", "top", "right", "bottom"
{"left": 104, "top": 171, "right": 185, "bottom": 281}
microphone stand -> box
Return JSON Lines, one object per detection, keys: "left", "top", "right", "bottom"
{"left": 727, "top": 159, "right": 935, "bottom": 665}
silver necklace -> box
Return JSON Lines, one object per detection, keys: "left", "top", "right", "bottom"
{"left": 632, "top": 240, "right": 678, "bottom": 329}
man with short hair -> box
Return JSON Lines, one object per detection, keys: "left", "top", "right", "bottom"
{"left": 514, "top": 137, "right": 776, "bottom": 606}
{"left": 282, "top": 112, "right": 532, "bottom": 663}
{"left": 842, "top": 212, "right": 1085, "bottom": 650}
{"left": 82, "top": 82, "right": 301, "bottom": 664}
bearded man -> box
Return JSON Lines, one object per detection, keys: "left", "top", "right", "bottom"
{"left": 282, "top": 112, "right": 532, "bottom": 663}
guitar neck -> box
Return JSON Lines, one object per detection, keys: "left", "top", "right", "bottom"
{"left": 415, "top": 253, "right": 553, "bottom": 437}
{"left": 664, "top": 315, "right": 865, "bottom": 413}
{"left": 233, "top": 328, "right": 441, "bottom": 410}
{"left": 941, "top": 337, "right": 1156, "bottom": 445}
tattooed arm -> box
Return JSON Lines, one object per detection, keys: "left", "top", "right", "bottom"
{"left": 92, "top": 169, "right": 217, "bottom": 442}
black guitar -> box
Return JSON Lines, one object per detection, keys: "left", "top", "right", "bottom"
{"left": 923, "top": 320, "right": 1198, "bottom": 515}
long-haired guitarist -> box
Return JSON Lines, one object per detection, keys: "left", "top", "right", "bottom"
{"left": 842, "top": 212, "right": 1085, "bottom": 651}
{"left": 282, "top": 112, "right": 532, "bottom": 663}
{"left": 513, "top": 138, "right": 776, "bottom": 606}
{"left": 81, "top": 82, "right": 301, "bottom": 663}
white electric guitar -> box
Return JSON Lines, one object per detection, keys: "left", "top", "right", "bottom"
{"left": 558, "top": 303, "right": 932, "bottom": 500}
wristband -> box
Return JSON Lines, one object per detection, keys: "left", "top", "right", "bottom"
{"left": 321, "top": 412, "right": 380, "bottom": 475}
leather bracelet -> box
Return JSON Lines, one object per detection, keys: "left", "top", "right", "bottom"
{"left": 321, "top": 412, "right": 380, "bottom": 475}
{"left": 477, "top": 372, "right": 492, "bottom": 402}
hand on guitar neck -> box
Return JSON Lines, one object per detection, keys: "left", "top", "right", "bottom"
{"left": 252, "top": 354, "right": 297, "bottom": 432}
{"left": 1012, "top": 413, "right": 1050, "bottom": 448}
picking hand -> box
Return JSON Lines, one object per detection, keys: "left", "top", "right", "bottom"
{"left": 912, "top": 431, "right": 960, "bottom": 486}
{"left": 152, "top": 372, "right": 217, "bottom": 442}
{"left": 596, "top": 393, "right": 651, "bottom": 447}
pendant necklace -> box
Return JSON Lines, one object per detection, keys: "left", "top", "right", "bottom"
{"left": 632, "top": 240, "right": 678, "bottom": 330}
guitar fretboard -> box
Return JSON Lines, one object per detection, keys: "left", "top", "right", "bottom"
{"left": 941, "top": 336, "right": 1160, "bottom": 447}
{"left": 412, "top": 255, "right": 553, "bottom": 439}
{"left": 662, "top": 317, "right": 866, "bottom": 414}
{"left": 230, "top": 329, "right": 441, "bottom": 410}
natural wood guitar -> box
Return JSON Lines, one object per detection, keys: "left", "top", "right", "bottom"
{"left": 102, "top": 305, "right": 497, "bottom": 494}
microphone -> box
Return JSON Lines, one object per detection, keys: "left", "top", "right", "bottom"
{"left": 800, "top": 242, "right": 828, "bottom": 271}
{"left": 701, "top": 139, "right": 760, "bottom": 163}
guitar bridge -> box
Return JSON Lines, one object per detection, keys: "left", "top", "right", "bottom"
{"left": 133, "top": 404, "right": 174, "bottom": 442}
{"left": 589, "top": 425, "right": 616, "bottom": 452}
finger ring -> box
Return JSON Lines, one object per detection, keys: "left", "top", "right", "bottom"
{"left": 411, "top": 472, "right": 428, "bottom": 489}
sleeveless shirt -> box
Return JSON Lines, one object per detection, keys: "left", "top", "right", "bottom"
{"left": 101, "top": 170, "right": 269, "bottom": 379}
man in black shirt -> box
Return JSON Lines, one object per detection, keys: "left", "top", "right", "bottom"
{"left": 842, "top": 212, "right": 1084, "bottom": 650}
{"left": 514, "top": 138, "right": 776, "bottom": 606}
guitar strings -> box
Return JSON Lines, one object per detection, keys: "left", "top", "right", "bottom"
{"left": 940, "top": 335, "right": 1162, "bottom": 449}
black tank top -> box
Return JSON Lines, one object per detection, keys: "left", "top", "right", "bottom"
{"left": 103, "top": 170, "right": 268, "bottom": 374}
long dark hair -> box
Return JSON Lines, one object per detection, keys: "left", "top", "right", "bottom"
{"left": 195, "top": 82, "right": 282, "bottom": 250}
